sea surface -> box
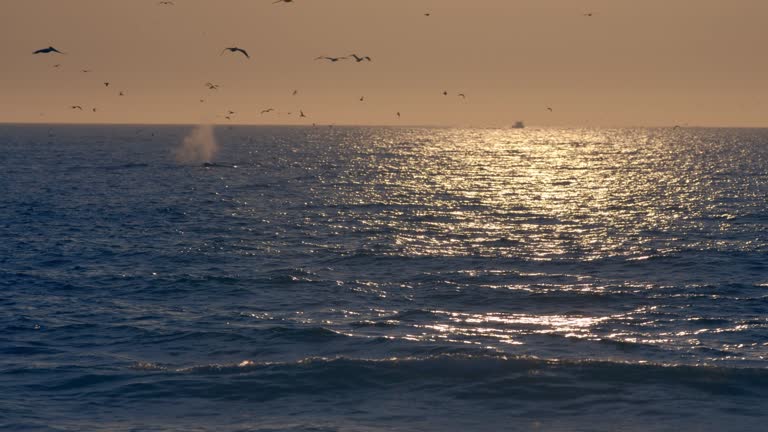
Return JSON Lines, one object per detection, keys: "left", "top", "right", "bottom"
{"left": 1, "top": 125, "right": 767, "bottom": 431}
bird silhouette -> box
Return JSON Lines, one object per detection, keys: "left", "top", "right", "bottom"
{"left": 442, "top": 91, "right": 448, "bottom": 96}
{"left": 273, "top": 0, "right": 293, "bottom": 3}
{"left": 458, "top": 93, "right": 466, "bottom": 99}
{"left": 261, "top": 108, "right": 275, "bottom": 115}
{"left": 158, "top": 1, "right": 174, "bottom": 5}
{"left": 396, "top": 112, "right": 401, "bottom": 118}
{"left": 119, "top": 91, "right": 125, "bottom": 96}
{"left": 33, "top": 46, "right": 64, "bottom": 55}
{"left": 205, "top": 82, "right": 220, "bottom": 90}
{"left": 349, "top": 54, "right": 372, "bottom": 62}
{"left": 300, "top": 110, "right": 306, "bottom": 118}
{"left": 547, "top": 107, "right": 553, "bottom": 112}
{"left": 71, "top": 105, "right": 83, "bottom": 110}
{"left": 222, "top": 47, "right": 250, "bottom": 59}
{"left": 315, "top": 56, "right": 347, "bottom": 62}
{"left": 359, "top": 96, "right": 365, "bottom": 102}
{"left": 81, "top": 69, "right": 92, "bottom": 73}
{"left": 104, "top": 82, "right": 110, "bottom": 87}
{"left": 292, "top": 89, "right": 298, "bottom": 96}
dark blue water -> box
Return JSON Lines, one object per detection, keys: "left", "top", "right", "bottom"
{"left": 1, "top": 125, "right": 767, "bottom": 431}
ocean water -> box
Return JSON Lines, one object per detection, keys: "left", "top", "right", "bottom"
{"left": 0, "top": 125, "right": 766, "bottom": 431}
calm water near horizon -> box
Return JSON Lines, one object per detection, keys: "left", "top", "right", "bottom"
{"left": 1, "top": 125, "right": 767, "bottom": 431}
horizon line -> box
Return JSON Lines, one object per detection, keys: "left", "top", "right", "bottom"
{"left": 2, "top": 121, "right": 767, "bottom": 130}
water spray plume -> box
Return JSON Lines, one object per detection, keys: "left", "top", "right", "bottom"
{"left": 175, "top": 125, "right": 218, "bottom": 164}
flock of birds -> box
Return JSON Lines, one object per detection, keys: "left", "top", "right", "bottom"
{"left": 31, "top": 2, "right": 586, "bottom": 124}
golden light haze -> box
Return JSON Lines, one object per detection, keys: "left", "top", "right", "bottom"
{"left": 1, "top": 0, "right": 767, "bottom": 127}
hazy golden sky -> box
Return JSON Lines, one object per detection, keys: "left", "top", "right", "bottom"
{"left": 1, "top": 0, "right": 767, "bottom": 126}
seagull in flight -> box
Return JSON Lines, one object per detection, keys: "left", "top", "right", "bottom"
{"left": 273, "top": 0, "right": 294, "bottom": 3}
{"left": 458, "top": 93, "right": 466, "bottom": 99}
{"left": 315, "top": 56, "right": 347, "bottom": 62}
{"left": 222, "top": 47, "right": 250, "bottom": 59}
{"left": 119, "top": 91, "right": 125, "bottom": 96}
{"left": 359, "top": 96, "right": 365, "bottom": 102}
{"left": 71, "top": 105, "right": 83, "bottom": 110}
{"left": 292, "top": 89, "right": 299, "bottom": 96}
{"left": 442, "top": 91, "right": 448, "bottom": 96}
{"left": 349, "top": 54, "right": 372, "bottom": 62}
{"left": 205, "top": 82, "right": 220, "bottom": 90}
{"left": 104, "top": 82, "right": 110, "bottom": 87}
{"left": 158, "top": 1, "right": 174, "bottom": 5}
{"left": 547, "top": 107, "right": 553, "bottom": 112}
{"left": 33, "top": 46, "right": 65, "bottom": 55}
{"left": 260, "top": 108, "right": 275, "bottom": 115}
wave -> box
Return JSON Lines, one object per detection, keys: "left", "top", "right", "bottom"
{"left": 121, "top": 354, "right": 768, "bottom": 392}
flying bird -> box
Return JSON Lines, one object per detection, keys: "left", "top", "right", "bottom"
{"left": 424, "top": 13, "right": 431, "bottom": 17}
{"left": 227, "top": 110, "right": 236, "bottom": 115}
{"left": 52, "top": 64, "right": 61, "bottom": 68}
{"left": 33, "top": 46, "right": 64, "bottom": 55}
{"left": 547, "top": 107, "right": 553, "bottom": 112}
{"left": 442, "top": 91, "right": 448, "bottom": 96}
{"left": 292, "top": 89, "right": 298, "bottom": 96}
{"left": 273, "top": 0, "right": 294, "bottom": 3}
{"left": 81, "top": 69, "right": 92, "bottom": 73}
{"left": 349, "top": 54, "right": 372, "bottom": 62}
{"left": 221, "top": 47, "right": 250, "bottom": 59}
{"left": 315, "top": 56, "right": 347, "bottom": 62}
{"left": 584, "top": 13, "right": 594, "bottom": 17}
{"left": 396, "top": 112, "right": 401, "bottom": 119}
{"left": 119, "top": 91, "right": 125, "bottom": 96}
{"left": 300, "top": 110, "right": 306, "bottom": 118}
{"left": 104, "top": 82, "right": 110, "bottom": 87}
{"left": 260, "top": 108, "right": 275, "bottom": 115}
{"left": 205, "top": 82, "right": 220, "bottom": 90}
{"left": 158, "top": 1, "right": 175, "bottom": 5}
{"left": 359, "top": 96, "right": 365, "bottom": 102}
{"left": 458, "top": 93, "right": 466, "bottom": 99}
{"left": 71, "top": 105, "right": 83, "bottom": 110}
